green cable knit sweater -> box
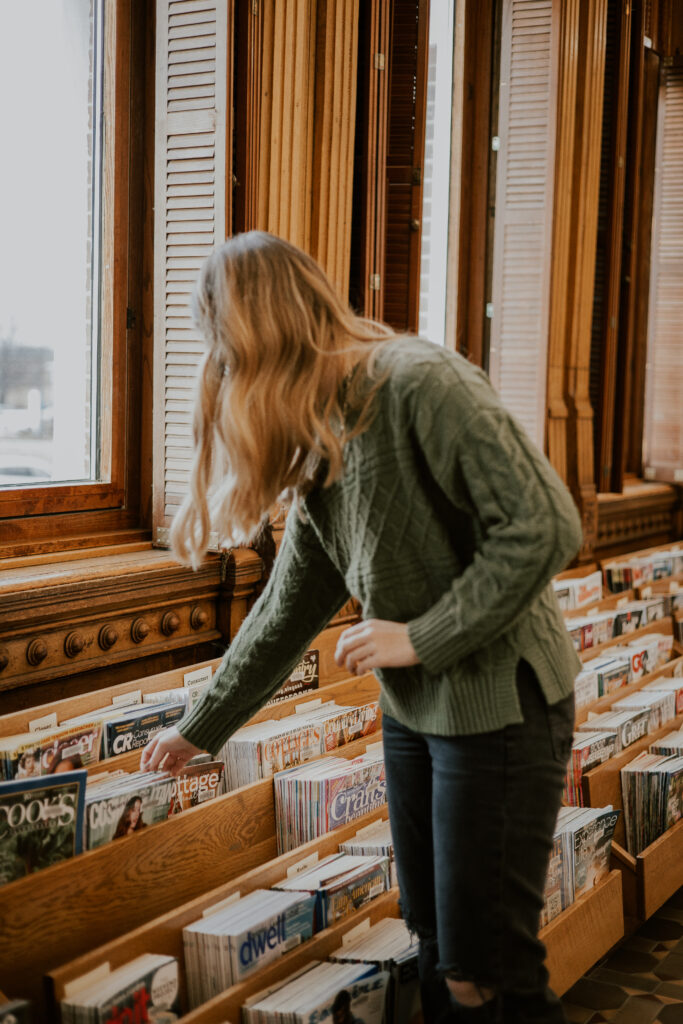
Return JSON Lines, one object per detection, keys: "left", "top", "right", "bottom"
{"left": 178, "top": 337, "right": 582, "bottom": 754}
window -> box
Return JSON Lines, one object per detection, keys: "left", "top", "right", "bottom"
{"left": 0, "top": 0, "right": 151, "bottom": 555}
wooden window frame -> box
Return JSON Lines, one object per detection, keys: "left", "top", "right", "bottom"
{"left": 0, "top": 0, "right": 153, "bottom": 558}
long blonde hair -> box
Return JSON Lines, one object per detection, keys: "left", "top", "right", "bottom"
{"left": 171, "top": 231, "right": 394, "bottom": 568}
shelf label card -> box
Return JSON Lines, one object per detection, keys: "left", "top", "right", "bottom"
{"left": 29, "top": 712, "right": 58, "bottom": 732}
{"left": 287, "top": 851, "right": 320, "bottom": 878}
{"left": 184, "top": 666, "right": 213, "bottom": 688}
{"left": 295, "top": 697, "right": 322, "bottom": 714}
{"left": 112, "top": 691, "right": 142, "bottom": 707}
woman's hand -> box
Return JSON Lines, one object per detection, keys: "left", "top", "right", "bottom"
{"left": 334, "top": 619, "right": 420, "bottom": 676}
{"left": 140, "top": 726, "right": 203, "bottom": 777}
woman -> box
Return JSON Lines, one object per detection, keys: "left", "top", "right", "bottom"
{"left": 112, "top": 796, "right": 146, "bottom": 839}
{"left": 141, "top": 231, "right": 582, "bottom": 1022}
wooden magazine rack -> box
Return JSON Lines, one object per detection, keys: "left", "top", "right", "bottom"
{"left": 0, "top": 623, "right": 381, "bottom": 1013}
{"left": 578, "top": 625, "right": 683, "bottom": 925}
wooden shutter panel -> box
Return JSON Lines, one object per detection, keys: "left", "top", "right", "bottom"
{"left": 489, "top": 0, "right": 559, "bottom": 449}
{"left": 153, "top": 0, "right": 231, "bottom": 541}
{"left": 642, "top": 64, "right": 683, "bottom": 484}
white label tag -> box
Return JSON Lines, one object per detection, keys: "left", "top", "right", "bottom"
{"left": 617, "top": 597, "right": 629, "bottom": 608}
{"left": 287, "top": 852, "right": 320, "bottom": 878}
{"left": 64, "top": 962, "right": 111, "bottom": 1000}
{"left": 364, "top": 741, "right": 383, "bottom": 754}
{"left": 295, "top": 697, "right": 322, "bottom": 714}
{"left": 184, "top": 666, "right": 213, "bottom": 688}
{"left": 112, "top": 691, "right": 142, "bottom": 707}
{"left": 586, "top": 607, "right": 599, "bottom": 617}
{"left": 29, "top": 712, "right": 58, "bottom": 733}
{"left": 342, "top": 918, "right": 372, "bottom": 947}
{"left": 202, "top": 890, "right": 240, "bottom": 917}
{"left": 670, "top": 582, "right": 680, "bottom": 594}
{"left": 642, "top": 586, "right": 653, "bottom": 599}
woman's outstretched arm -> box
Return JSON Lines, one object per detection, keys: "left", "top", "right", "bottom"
{"left": 141, "top": 510, "right": 349, "bottom": 771}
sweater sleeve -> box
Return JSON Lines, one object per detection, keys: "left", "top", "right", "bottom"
{"left": 177, "top": 509, "right": 350, "bottom": 754}
{"left": 406, "top": 362, "right": 582, "bottom": 674}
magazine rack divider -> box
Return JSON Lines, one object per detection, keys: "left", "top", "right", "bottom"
{"left": 0, "top": 718, "right": 383, "bottom": 1013}
{"left": 555, "top": 563, "right": 599, "bottom": 581}
{"left": 47, "top": 805, "right": 391, "bottom": 1011}
{"left": 634, "top": 575, "right": 683, "bottom": 600}
{"left": 574, "top": 653, "right": 683, "bottom": 727}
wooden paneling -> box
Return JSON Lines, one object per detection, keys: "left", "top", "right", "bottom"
{"left": 311, "top": 0, "right": 360, "bottom": 295}
{"left": 547, "top": 0, "right": 581, "bottom": 483}
{"left": 590, "top": 0, "right": 632, "bottom": 494}
{"left": 489, "top": 0, "right": 559, "bottom": 449}
{"left": 152, "top": 0, "right": 232, "bottom": 535}
{"left": 642, "top": 63, "right": 683, "bottom": 484}
{"left": 451, "top": 0, "right": 494, "bottom": 365}
{"left": 383, "top": 0, "right": 429, "bottom": 332}
{"left": 563, "top": 0, "right": 608, "bottom": 558}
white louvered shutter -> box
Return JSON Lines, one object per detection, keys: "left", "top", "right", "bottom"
{"left": 153, "top": 0, "right": 230, "bottom": 542}
{"left": 489, "top": 0, "right": 559, "bottom": 449}
{"left": 643, "top": 64, "right": 683, "bottom": 484}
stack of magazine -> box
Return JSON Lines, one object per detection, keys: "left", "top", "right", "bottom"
{"left": 84, "top": 771, "right": 175, "bottom": 850}
{"left": 641, "top": 674, "right": 683, "bottom": 715}
{"left": 553, "top": 570, "right": 603, "bottom": 611}
{"left": 60, "top": 953, "right": 180, "bottom": 1023}
{"left": 220, "top": 700, "right": 379, "bottom": 791}
{"left": 541, "top": 806, "right": 620, "bottom": 925}
{"left": 62, "top": 700, "right": 185, "bottom": 759}
{"left": 241, "top": 961, "right": 389, "bottom": 1024}
{"left": 339, "top": 817, "right": 396, "bottom": 887}
{"left": 572, "top": 632, "right": 675, "bottom": 709}
{"left": 603, "top": 547, "right": 683, "bottom": 592}
{"left": 183, "top": 888, "right": 317, "bottom": 1008}
{"left": 273, "top": 750, "right": 386, "bottom": 854}
{"left": 0, "top": 769, "right": 87, "bottom": 886}
{"left": 329, "top": 918, "right": 420, "bottom": 1024}
{"left": 273, "top": 852, "right": 390, "bottom": 931}
{"left": 621, "top": 748, "right": 683, "bottom": 854}
{"left": 0, "top": 721, "right": 103, "bottom": 779}
{"left": 576, "top": 708, "right": 651, "bottom": 752}
{"left": 563, "top": 732, "right": 618, "bottom": 806}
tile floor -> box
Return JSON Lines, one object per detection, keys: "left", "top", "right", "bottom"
{"left": 561, "top": 889, "right": 683, "bottom": 1023}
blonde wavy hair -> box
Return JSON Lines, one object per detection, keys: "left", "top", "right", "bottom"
{"left": 171, "top": 231, "right": 394, "bottom": 568}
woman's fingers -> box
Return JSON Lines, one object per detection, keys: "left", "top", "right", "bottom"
{"left": 140, "top": 732, "right": 160, "bottom": 771}
{"left": 335, "top": 619, "right": 420, "bottom": 671}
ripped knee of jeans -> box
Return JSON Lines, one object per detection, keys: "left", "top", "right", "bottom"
{"left": 444, "top": 973, "right": 500, "bottom": 1016}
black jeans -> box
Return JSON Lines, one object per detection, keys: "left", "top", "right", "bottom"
{"left": 382, "top": 659, "right": 575, "bottom": 1023}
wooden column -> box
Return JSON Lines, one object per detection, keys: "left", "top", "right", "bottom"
{"left": 563, "top": 0, "right": 608, "bottom": 559}
{"left": 546, "top": 0, "right": 581, "bottom": 483}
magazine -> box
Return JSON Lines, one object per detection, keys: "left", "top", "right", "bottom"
{"left": 0, "top": 722, "right": 102, "bottom": 780}
{"left": 0, "top": 770, "right": 87, "bottom": 886}
{"left": 60, "top": 953, "right": 180, "bottom": 1023}
{"left": 85, "top": 772, "right": 174, "bottom": 850}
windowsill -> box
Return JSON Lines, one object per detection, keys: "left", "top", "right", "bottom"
{"left": 597, "top": 480, "right": 678, "bottom": 504}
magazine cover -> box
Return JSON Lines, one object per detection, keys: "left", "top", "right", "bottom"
{"left": 572, "top": 809, "right": 620, "bottom": 900}
{"left": 540, "top": 834, "right": 564, "bottom": 927}
{"left": 0, "top": 770, "right": 87, "bottom": 885}
{"left": 268, "top": 649, "right": 320, "bottom": 705}
{"left": 322, "top": 857, "right": 390, "bottom": 929}
{"left": 61, "top": 954, "right": 180, "bottom": 1023}
{"left": 168, "top": 760, "right": 224, "bottom": 815}
{"left": 103, "top": 704, "right": 184, "bottom": 758}
{"left": 322, "top": 703, "right": 379, "bottom": 752}
{"left": 86, "top": 776, "right": 174, "bottom": 849}
{"left": 305, "top": 970, "right": 390, "bottom": 1024}
{"left": 0, "top": 722, "right": 102, "bottom": 780}
{"left": 326, "top": 759, "right": 387, "bottom": 833}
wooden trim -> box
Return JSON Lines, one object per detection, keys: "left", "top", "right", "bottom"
{"left": 564, "top": 0, "right": 608, "bottom": 559}
{"left": 452, "top": 0, "right": 493, "bottom": 366}
{"left": 547, "top": 0, "right": 581, "bottom": 481}
{"left": 594, "top": 0, "right": 632, "bottom": 493}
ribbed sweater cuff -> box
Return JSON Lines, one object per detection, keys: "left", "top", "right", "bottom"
{"left": 407, "top": 603, "right": 469, "bottom": 675}
{"left": 176, "top": 693, "right": 246, "bottom": 756}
